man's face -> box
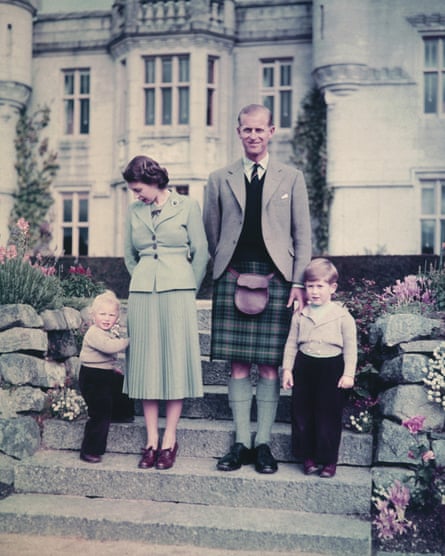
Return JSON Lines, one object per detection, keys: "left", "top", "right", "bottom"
{"left": 237, "top": 109, "right": 275, "bottom": 161}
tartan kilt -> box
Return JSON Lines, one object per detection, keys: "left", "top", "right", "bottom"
{"left": 211, "top": 261, "right": 292, "bottom": 366}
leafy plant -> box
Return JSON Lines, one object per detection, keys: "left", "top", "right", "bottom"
{"left": 372, "top": 480, "right": 414, "bottom": 540}
{"left": 338, "top": 278, "right": 387, "bottom": 403}
{"left": 402, "top": 416, "right": 444, "bottom": 510}
{"left": 48, "top": 386, "right": 87, "bottom": 421}
{"left": 10, "top": 105, "right": 59, "bottom": 248}
{"left": 292, "top": 87, "right": 330, "bottom": 254}
{"left": 0, "top": 219, "right": 63, "bottom": 312}
{"left": 61, "top": 264, "right": 105, "bottom": 299}
{"left": 382, "top": 274, "right": 435, "bottom": 315}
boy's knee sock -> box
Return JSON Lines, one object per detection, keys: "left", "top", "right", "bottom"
{"left": 228, "top": 377, "right": 253, "bottom": 448}
{"left": 255, "top": 376, "right": 280, "bottom": 447}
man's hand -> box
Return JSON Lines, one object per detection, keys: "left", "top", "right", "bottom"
{"left": 287, "top": 287, "right": 305, "bottom": 312}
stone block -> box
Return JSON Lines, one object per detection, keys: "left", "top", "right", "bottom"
{"left": 0, "top": 327, "right": 47, "bottom": 354}
{"left": 64, "top": 356, "right": 81, "bottom": 380}
{"left": 0, "top": 416, "right": 40, "bottom": 459}
{"left": 40, "top": 307, "right": 82, "bottom": 331}
{"left": 47, "top": 330, "right": 78, "bottom": 359}
{"left": 0, "top": 353, "right": 65, "bottom": 387}
{"left": 0, "top": 304, "right": 43, "bottom": 332}
{"left": 199, "top": 331, "right": 210, "bottom": 356}
{"left": 431, "top": 433, "right": 445, "bottom": 467}
{"left": 372, "top": 466, "right": 415, "bottom": 491}
{"left": 373, "top": 313, "right": 441, "bottom": 347}
{"left": 379, "top": 353, "right": 429, "bottom": 384}
{"left": 374, "top": 418, "right": 427, "bottom": 464}
{"left": 7, "top": 386, "right": 47, "bottom": 415}
{"left": 379, "top": 384, "right": 445, "bottom": 431}
{"left": 0, "top": 453, "right": 15, "bottom": 485}
{"left": 399, "top": 339, "right": 443, "bottom": 354}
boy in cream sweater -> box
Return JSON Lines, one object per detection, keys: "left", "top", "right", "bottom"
{"left": 282, "top": 258, "right": 357, "bottom": 478}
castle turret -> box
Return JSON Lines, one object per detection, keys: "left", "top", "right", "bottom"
{"left": 312, "top": 0, "right": 369, "bottom": 97}
{"left": 0, "top": 0, "right": 37, "bottom": 242}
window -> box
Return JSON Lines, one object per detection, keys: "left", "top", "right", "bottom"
{"left": 206, "top": 56, "right": 218, "bottom": 126}
{"left": 144, "top": 55, "right": 190, "bottom": 126}
{"left": 261, "top": 59, "right": 292, "bottom": 128}
{"left": 61, "top": 192, "right": 89, "bottom": 256}
{"left": 423, "top": 37, "right": 445, "bottom": 115}
{"left": 420, "top": 179, "right": 445, "bottom": 253}
{"left": 63, "top": 69, "right": 90, "bottom": 134}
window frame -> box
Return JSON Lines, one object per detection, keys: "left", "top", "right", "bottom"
{"left": 62, "top": 68, "right": 91, "bottom": 135}
{"left": 418, "top": 175, "right": 445, "bottom": 254}
{"left": 422, "top": 35, "right": 445, "bottom": 116}
{"left": 206, "top": 56, "right": 218, "bottom": 127}
{"left": 260, "top": 58, "right": 293, "bottom": 129}
{"left": 58, "top": 191, "right": 90, "bottom": 257}
{"left": 143, "top": 55, "right": 190, "bottom": 127}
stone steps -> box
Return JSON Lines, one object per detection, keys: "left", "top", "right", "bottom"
{"left": 41, "top": 416, "right": 373, "bottom": 467}
{"left": 0, "top": 447, "right": 372, "bottom": 554}
{"left": 0, "top": 492, "right": 371, "bottom": 555}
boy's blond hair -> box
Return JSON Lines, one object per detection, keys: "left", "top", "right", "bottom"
{"left": 303, "top": 258, "right": 338, "bottom": 284}
{"left": 91, "top": 290, "right": 120, "bottom": 314}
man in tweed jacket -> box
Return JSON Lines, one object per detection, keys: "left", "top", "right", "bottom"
{"left": 203, "top": 104, "right": 312, "bottom": 474}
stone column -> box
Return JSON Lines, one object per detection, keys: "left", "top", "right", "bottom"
{"left": 0, "top": 0, "right": 37, "bottom": 242}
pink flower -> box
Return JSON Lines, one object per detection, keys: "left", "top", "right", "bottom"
{"left": 422, "top": 450, "right": 435, "bottom": 463}
{"left": 402, "top": 415, "right": 426, "bottom": 434}
{"left": 6, "top": 245, "right": 17, "bottom": 260}
{"left": 388, "top": 480, "right": 410, "bottom": 511}
{"left": 16, "top": 218, "right": 30, "bottom": 234}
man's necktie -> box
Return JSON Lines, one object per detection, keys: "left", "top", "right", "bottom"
{"left": 250, "top": 163, "right": 259, "bottom": 184}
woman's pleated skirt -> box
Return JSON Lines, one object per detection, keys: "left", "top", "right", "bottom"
{"left": 123, "top": 290, "right": 203, "bottom": 400}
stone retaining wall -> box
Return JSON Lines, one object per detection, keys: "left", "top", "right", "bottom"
{"left": 0, "top": 304, "right": 82, "bottom": 459}
{"left": 370, "top": 312, "right": 445, "bottom": 492}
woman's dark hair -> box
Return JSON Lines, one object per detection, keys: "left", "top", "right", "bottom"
{"left": 122, "top": 156, "right": 169, "bottom": 189}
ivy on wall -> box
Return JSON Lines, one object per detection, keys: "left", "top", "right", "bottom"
{"left": 9, "top": 106, "right": 59, "bottom": 248}
{"left": 291, "top": 87, "right": 331, "bottom": 254}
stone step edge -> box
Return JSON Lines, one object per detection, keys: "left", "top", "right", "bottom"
{"left": 0, "top": 493, "right": 372, "bottom": 555}
{"left": 41, "top": 416, "right": 374, "bottom": 466}
{"left": 12, "top": 451, "right": 372, "bottom": 516}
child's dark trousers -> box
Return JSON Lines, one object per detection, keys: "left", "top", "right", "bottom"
{"left": 291, "top": 352, "right": 347, "bottom": 465}
{"left": 79, "top": 365, "right": 134, "bottom": 456}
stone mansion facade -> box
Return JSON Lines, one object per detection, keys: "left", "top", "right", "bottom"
{"left": 0, "top": 0, "right": 444, "bottom": 257}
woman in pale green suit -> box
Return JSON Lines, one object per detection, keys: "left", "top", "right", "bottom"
{"left": 123, "top": 155, "right": 208, "bottom": 470}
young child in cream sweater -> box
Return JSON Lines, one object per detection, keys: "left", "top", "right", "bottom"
{"left": 79, "top": 290, "right": 132, "bottom": 463}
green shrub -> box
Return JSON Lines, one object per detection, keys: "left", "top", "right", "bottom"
{"left": 60, "top": 264, "right": 105, "bottom": 298}
{"left": 0, "top": 219, "right": 63, "bottom": 312}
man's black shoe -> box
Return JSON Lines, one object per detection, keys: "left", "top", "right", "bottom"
{"left": 217, "top": 442, "right": 252, "bottom": 471}
{"left": 254, "top": 443, "right": 278, "bottom": 474}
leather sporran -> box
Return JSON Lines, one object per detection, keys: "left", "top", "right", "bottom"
{"left": 229, "top": 267, "right": 274, "bottom": 315}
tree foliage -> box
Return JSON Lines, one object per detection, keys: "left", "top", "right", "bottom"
{"left": 291, "top": 87, "right": 331, "bottom": 254}
{"left": 10, "top": 106, "right": 59, "bottom": 247}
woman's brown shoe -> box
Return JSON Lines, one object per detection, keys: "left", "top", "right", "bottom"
{"left": 138, "top": 446, "right": 158, "bottom": 469}
{"left": 156, "top": 442, "right": 178, "bottom": 470}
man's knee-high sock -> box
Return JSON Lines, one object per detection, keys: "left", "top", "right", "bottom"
{"left": 255, "top": 376, "right": 280, "bottom": 447}
{"left": 228, "top": 377, "right": 253, "bottom": 448}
